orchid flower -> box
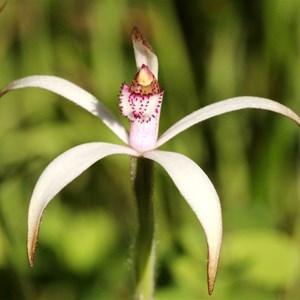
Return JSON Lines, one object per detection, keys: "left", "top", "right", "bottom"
{"left": 1, "top": 27, "right": 300, "bottom": 297}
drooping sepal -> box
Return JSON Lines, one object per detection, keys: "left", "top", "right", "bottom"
{"left": 144, "top": 150, "right": 222, "bottom": 295}
{"left": 27, "top": 143, "right": 139, "bottom": 267}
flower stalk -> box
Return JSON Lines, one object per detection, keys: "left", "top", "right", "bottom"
{"left": 131, "top": 157, "right": 155, "bottom": 300}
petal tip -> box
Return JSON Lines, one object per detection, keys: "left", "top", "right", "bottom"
{"left": 208, "top": 277, "right": 215, "bottom": 295}
{"left": 27, "top": 222, "right": 41, "bottom": 268}
{"left": 131, "top": 27, "right": 153, "bottom": 52}
{"left": 28, "top": 255, "right": 35, "bottom": 268}
{"left": 207, "top": 255, "right": 219, "bottom": 295}
{"left": 0, "top": 88, "right": 7, "bottom": 97}
{"left": 131, "top": 27, "right": 158, "bottom": 78}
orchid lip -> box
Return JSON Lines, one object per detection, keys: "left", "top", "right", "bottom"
{"left": 118, "top": 62, "right": 164, "bottom": 153}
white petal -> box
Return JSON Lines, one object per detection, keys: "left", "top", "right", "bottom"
{"left": 27, "top": 142, "right": 139, "bottom": 267}
{"left": 0, "top": 75, "right": 129, "bottom": 144}
{"left": 144, "top": 150, "right": 222, "bottom": 294}
{"left": 132, "top": 27, "right": 159, "bottom": 78}
{"left": 157, "top": 96, "right": 300, "bottom": 147}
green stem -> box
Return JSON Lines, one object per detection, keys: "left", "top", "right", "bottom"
{"left": 131, "top": 157, "right": 155, "bottom": 300}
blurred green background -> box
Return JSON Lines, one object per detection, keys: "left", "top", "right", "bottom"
{"left": 0, "top": 0, "right": 299, "bottom": 299}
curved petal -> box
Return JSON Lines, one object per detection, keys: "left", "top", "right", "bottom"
{"left": 132, "top": 27, "right": 159, "bottom": 78}
{"left": 157, "top": 96, "right": 300, "bottom": 147}
{"left": 27, "top": 142, "right": 139, "bottom": 267}
{"left": 144, "top": 150, "right": 222, "bottom": 294}
{"left": 0, "top": 75, "right": 129, "bottom": 144}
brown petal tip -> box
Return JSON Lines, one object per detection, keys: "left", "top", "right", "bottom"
{"left": 207, "top": 255, "right": 219, "bottom": 295}
{"left": 132, "top": 27, "right": 153, "bottom": 52}
{"left": 0, "top": 89, "right": 7, "bottom": 97}
{"left": 27, "top": 223, "right": 41, "bottom": 268}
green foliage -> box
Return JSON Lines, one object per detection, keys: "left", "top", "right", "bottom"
{"left": 0, "top": 0, "right": 299, "bottom": 299}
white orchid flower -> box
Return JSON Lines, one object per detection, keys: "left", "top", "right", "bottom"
{"left": 1, "top": 27, "right": 299, "bottom": 295}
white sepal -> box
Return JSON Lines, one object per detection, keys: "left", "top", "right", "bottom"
{"left": 144, "top": 150, "right": 222, "bottom": 294}
{"left": 27, "top": 142, "right": 139, "bottom": 267}
{"left": 1, "top": 75, "right": 129, "bottom": 144}
{"left": 157, "top": 96, "right": 300, "bottom": 147}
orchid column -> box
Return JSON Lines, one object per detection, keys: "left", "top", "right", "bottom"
{"left": 119, "top": 28, "right": 164, "bottom": 299}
